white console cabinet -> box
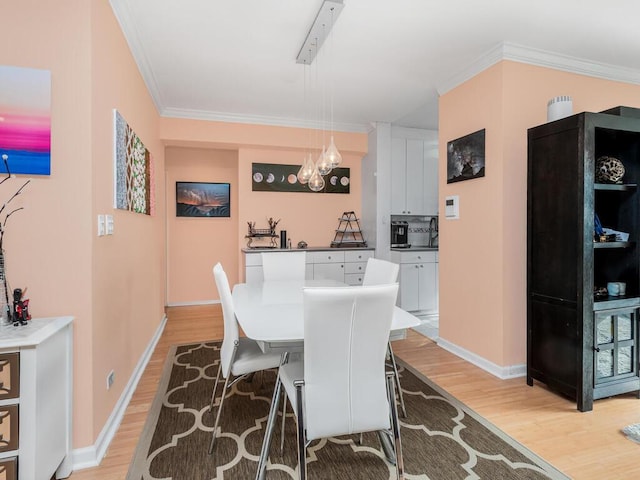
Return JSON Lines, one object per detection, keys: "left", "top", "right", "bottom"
{"left": 390, "top": 250, "right": 438, "bottom": 315}
{"left": 243, "top": 248, "right": 374, "bottom": 285}
{"left": 0, "top": 316, "right": 73, "bottom": 480}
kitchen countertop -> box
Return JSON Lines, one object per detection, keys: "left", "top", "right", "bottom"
{"left": 242, "top": 246, "right": 373, "bottom": 253}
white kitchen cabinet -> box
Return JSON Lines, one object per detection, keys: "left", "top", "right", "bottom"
{"left": 392, "top": 138, "right": 425, "bottom": 215}
{"left": 391, "top": 130, "right": 439, "bottom": 216}
{"left": 391, "top": 250, "right": 438, "bottom": 315}
{"left": 243, "top": 249, "right": 373, "bottom": 284}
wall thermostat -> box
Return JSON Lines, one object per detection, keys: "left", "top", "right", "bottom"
{"left": 445, "top": 195, "right": 459, "bottom": 220}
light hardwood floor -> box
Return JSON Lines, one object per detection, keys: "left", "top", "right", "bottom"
{"left": 69, "top": 305, "right": 640, "bottom": 479}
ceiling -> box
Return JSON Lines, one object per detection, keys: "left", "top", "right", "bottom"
{"left": 110, "top": 0, "right": 640, "bottom": 132}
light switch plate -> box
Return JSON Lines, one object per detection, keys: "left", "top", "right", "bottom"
{"left": 106, "top": 215, "right": 114, "bottom": 235}
{"left": 97, "top": 215, "right": 106, "bottom": 236}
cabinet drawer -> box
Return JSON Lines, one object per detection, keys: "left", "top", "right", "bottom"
{"left": 344, "top": 262, "right": 367, "bottom": 274}
{"left": 0, "top": 354, "right": 19, "bottom": 400}
{"left": 344, "top": 250, "right": 373, "bottom": 263}
{"left": 345, "top": 273, "right": 364, "bottom": 285}
{"left": 393, "top": 251, "right": 437, "bottom": 264}
{"left": 0, "top": 405, "right": 19, "bottom": 453}
{"left": 245, "top": 253, "right": 262, "bottom": 266}
{"left": 308, "top": 251, "right": 345, "bottom": 263}
{"left": 0, "top": 457, "right": 17, "bottom": 480}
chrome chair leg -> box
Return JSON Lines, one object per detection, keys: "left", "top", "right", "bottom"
{"left": 256, "top": 352, "right": 289, "bottom": 480}
{"left": 208, "top": 361, "right": 222, "bottom": 412}
{"left": 294, "top": 381, "right": 307, "bottom": 480}
{"left": 387, "top": 342, "right": 407, "bottom": 418}
{"left": 209, "top": 373, "right": 232, "bottom": 454}
{"left": 280, "top": 390, "right": 287, "bottom": 455}
{"left": 386, "top": 372, "right": 404, "bottom": 480}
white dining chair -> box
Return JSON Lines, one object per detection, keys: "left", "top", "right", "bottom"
{"left": 208, "top": 263, "right": 282, "bottom": 455}
{"left": 273, "top": 283, "right": 404, "bottom": 480}
{"left": 261, "top": 251, "right": 306, "bottom": 281}
{"left": 362, "top": 257, "right": 407, "bottom": 418}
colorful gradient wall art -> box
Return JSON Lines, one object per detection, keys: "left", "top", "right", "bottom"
{"left": 0, "top": 66, "right": 51, "bottom": 175}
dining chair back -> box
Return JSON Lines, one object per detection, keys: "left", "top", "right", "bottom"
{"left": 271, "top": 284, "right": 404, "bottom": 479}
{"left": 213, "top": 263, "right": 240, "bottom": 378}
{"left": 362, "top": 257, "right": 400, "bottom": 286}
{"left": 261, "top": 251, "right": 306, "bottom": 281}
{"left": 209, "top": 263, "right": 281, "bottom": 456}
{"left": 362, "top": 257, "right": 406, "bottom": 418}
{"left": 303, "top": 283, "right": 399, "bottom": 440}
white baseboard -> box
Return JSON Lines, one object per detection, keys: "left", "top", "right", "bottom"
{"left": 436, "top": 337, "right": 526, "bottom": 380}
{"left": 71, "top": 313, "right": 168, "bottom": 470}
{"left": 166, "top": 299, "right": 220, "bottom": 307}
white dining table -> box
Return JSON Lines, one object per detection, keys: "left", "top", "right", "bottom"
{"left": 232, "top": 279, "right": 421, "bottom": 353}
{"left": 231, "top": 279, "right": 420, "bottom": 479}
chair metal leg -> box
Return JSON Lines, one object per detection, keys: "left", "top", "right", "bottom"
{"left": 295, "top": 382, "right": 307, "bottom": 480}
{"left": 386, "top": 373, "right": 404, "bottom": 480}
{"left": 209, "top": 373, "right": 232, "bottom": 454}
{"left": 256, "top": 352, "right": 289, "bottom": 480}
{"left": 208, "top": 361, "right": 222, "bottom": 412}
{"left": 280, "top": 390, "right": 287, "bottom": 455}
{"left": 387, "top": 342, "right": 407, "bottom": 418}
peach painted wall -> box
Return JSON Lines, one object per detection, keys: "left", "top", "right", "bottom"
{"left": 90, "top": 0, "right": 166, "bottom": 445}
{"left": 2, "top": 0, "right": 166, "bottom": 449}
{"left": 2, "top": 0, "right": 95, "bottom": 446}
{"left": 440, "top": 60, "right": 640, "bottom": 368}
{"left": 166, "top": 147, "right": 239, "bottom": 304}
{"left": 160, "top": 118, "right": 367, "bottom": 300}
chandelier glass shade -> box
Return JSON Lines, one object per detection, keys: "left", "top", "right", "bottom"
{"left": 297, "top": 153, "right": 315, "bottom": 184}
{"left": 308, "top": 164, "right": 325, "bottom": 192}
{"left": 325, "top": 135, "right": 342, "bottom": 168}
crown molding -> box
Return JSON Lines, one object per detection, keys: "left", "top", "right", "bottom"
{"left": 109, "top": 0, "right": 164, "bottom": 113}
{"left": 160, "top": 107, "right": 369, "bottom": 133}
{"left": 437, "top": 41, "right": 640, "bottom": 96}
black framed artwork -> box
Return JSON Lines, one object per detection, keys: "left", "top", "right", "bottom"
{"left": 176, "top": 182, "right": 230, "bottom": 217}
{"left": 251, "top": 163, "right": 350, "bottom": 194}
{"left": 447, "top": 129, "right": 486, "bottom": 183}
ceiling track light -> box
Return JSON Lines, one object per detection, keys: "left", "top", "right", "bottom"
{"left": 296, "top": 0, "right": 344, "bottom": 66}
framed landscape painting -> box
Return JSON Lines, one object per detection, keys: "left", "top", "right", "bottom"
{"left": 176, "top": 182, "right": 231, "bottom": 217}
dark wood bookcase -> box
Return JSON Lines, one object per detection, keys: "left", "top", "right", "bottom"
{"left": 527, "top": 107, "right": 640, "bottom": 411}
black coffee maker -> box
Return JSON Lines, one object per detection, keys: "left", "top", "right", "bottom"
{"left": 391, "top": 221, "right": 410, "bottom": 248}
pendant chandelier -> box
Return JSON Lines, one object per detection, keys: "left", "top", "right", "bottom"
{"left": 296, "top": 0, "right": 344, "bottom": 192}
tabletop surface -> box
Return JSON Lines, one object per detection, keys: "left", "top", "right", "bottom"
{"left": 232, "top": 280, "right": 420, "bottom": 343}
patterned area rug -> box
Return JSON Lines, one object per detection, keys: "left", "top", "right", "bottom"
{"left": 127, "top": 342, "right": 568, "bottom": 479}
{"left": 622, "top": 423, "right": 640, "bottom": 443}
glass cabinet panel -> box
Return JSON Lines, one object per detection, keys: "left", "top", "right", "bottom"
{"left": 594, "top": 307, "right": 638, "bottom": 383}
{"left": 619, "top": 346, "right": 633, "bottom": 374}
{"left": 596, "top": 349, "right": 614, "bottom": 379}
{"left": 618, "top": 314, "right": 632, "bottom": 341}
{"left": 596, "top": 315, "right": 613, "bottom": 344}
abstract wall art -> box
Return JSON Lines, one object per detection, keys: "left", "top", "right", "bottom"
{"left": 0, "top": 65, "right": 51, "bottom": 175}
{"left": 114, "top": 110, "right": 155, "bottom": 215}
{"left": 176, "top": 182, "right": 230, "bottom": 218}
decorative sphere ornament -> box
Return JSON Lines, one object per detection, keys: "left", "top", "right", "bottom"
{"left": 596, "top": 156, "right": 625, "bottom": 184}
